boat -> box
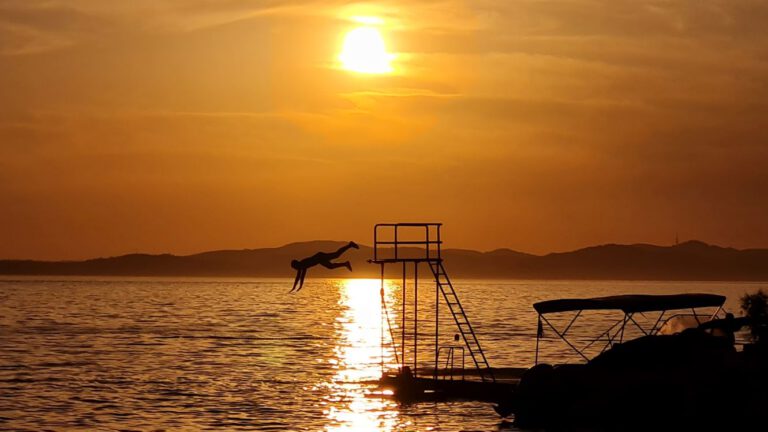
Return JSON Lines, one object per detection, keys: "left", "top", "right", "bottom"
{"left": 494, "top": 294, "right": 768, "bottom": 429}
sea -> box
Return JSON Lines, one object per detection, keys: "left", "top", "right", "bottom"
{"left": 1, "top": 277, "right": 764, "bottom": 431}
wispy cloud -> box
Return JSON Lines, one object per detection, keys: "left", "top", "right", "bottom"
{"left": 2, "top": 0, "right": 768, "bottom": 258}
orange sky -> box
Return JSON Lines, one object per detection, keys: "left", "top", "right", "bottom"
{"left": 1, "top": 1, "right": 768, "bottom": 260}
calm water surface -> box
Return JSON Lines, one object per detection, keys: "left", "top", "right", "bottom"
{"left": 1, "top": 277, "right": 764, "bottom": 431}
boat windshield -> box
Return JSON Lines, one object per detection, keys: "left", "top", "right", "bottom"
{"left": 657, "top": 314, "right": 713, "bottom": 335}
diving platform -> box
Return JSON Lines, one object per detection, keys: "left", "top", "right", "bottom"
{"left": 370, "top": 223, "right": 504, "bottom": 401}
{"left": 378, "top": 372, "right": 517, "bottom": 403}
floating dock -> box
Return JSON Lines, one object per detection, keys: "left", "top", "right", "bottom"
{"left": 377, "top": 368, "right": 522, "bottom": 402}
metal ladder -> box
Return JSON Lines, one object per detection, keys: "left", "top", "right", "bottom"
{"left": 429, "top": 260, "right": 495, "bottom": 383}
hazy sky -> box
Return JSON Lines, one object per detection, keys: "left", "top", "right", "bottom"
{"left": 2, "top": 0, "right": 767, "bottom": 260}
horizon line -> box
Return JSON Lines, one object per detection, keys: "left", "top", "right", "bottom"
{"left": 0, "top": 238, "right": 757, "bottom": 263}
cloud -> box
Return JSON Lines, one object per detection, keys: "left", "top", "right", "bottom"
{"left": 0, "top": 3, "right": 111, "bottom": 54}
{"left": 1, "top": 0, "right": 768, "bottom": 258}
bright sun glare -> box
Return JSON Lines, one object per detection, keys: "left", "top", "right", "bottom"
{"left": 339, "top": 25, "right": 394, "bottom": 74}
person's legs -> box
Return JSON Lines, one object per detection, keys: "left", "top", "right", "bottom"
{"left": 321, "top": 261, "right": 352, "bottom": 271}
{"left": 326, "top": 241, "right": 359, "bottom": 260}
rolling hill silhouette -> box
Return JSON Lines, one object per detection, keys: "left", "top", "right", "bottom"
{"left": 1, "top": 240, "right": 767, "bottom": 281}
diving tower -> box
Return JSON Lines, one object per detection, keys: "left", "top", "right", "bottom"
{"left": 370, "top": 223, "right": 495, "bottom": 384}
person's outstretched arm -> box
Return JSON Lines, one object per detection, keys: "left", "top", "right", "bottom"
{"left": 296, "top": 268, "right": 307, "bottom": 292}
{"left": 290, "top": 269, "right": 302, "bottom": 293}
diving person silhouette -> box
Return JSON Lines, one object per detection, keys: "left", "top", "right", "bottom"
{"left": 289, "top": 241, "right": 359, "bottom": 293}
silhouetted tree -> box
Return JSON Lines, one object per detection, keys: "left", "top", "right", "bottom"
{"left": 740, "top": 289, "right": 768, "bottom": 344}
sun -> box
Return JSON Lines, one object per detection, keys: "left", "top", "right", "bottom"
{"left": 339, "top": 26, "right": 394, "bottom": 74}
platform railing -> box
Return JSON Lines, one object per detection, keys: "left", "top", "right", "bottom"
{"left": 373, "top": 223, "right": 442, "bottom": 263}
{"left": 437, "top": 346, "right": 465, "bottom": 381}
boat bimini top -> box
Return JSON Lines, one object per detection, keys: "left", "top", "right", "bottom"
{"left": 533, "top": 294, "right": 727, "bottom": 364}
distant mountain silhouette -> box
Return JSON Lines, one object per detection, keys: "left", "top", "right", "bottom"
{"left": 1, "top": 240, "right": 767, "bottom": 281}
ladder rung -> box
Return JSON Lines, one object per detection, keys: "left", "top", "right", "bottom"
{"left": 429, "top": 262, "right": 497, "bottom": 383}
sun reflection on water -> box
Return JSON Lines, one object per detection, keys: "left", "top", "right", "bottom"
{"left": 325, "top": 278, "right": 399, "bottom": 431}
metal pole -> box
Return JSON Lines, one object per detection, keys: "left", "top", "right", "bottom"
{"left": 650, "top": 310, "right": 666, "bottom": 335}
{"left": 434, "top": 265, "right": 439, "bottom": 380}
{"left": 401, "top": 260, "right": 406, "bottom": 371}
{"left": 414, "top": 261, "right": 418, "bottom": 376}
{"left": 540, "top": 315, "right": 591, "bottom": 362}
{"left": 394, "top": 226, "right": 398, "bottom": 260}
{"left": 709, "top": 306, "right": 723, "bottom": 322}
{"left": 380, "top": 263, "right": 385, "bottom": 375}
{"left": 535, "top": 315, "right": 541, "bottom": 365}
{"left": 619, "top": 313, "right": 629, "bottom": 343}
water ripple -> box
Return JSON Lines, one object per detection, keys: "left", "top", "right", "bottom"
{"left": 0, "top": 277, "right": 761, "bottom": 430}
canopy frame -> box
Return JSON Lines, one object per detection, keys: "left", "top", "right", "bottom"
{"left": 533, "top": 294, "right": 726, "bottom": 365}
